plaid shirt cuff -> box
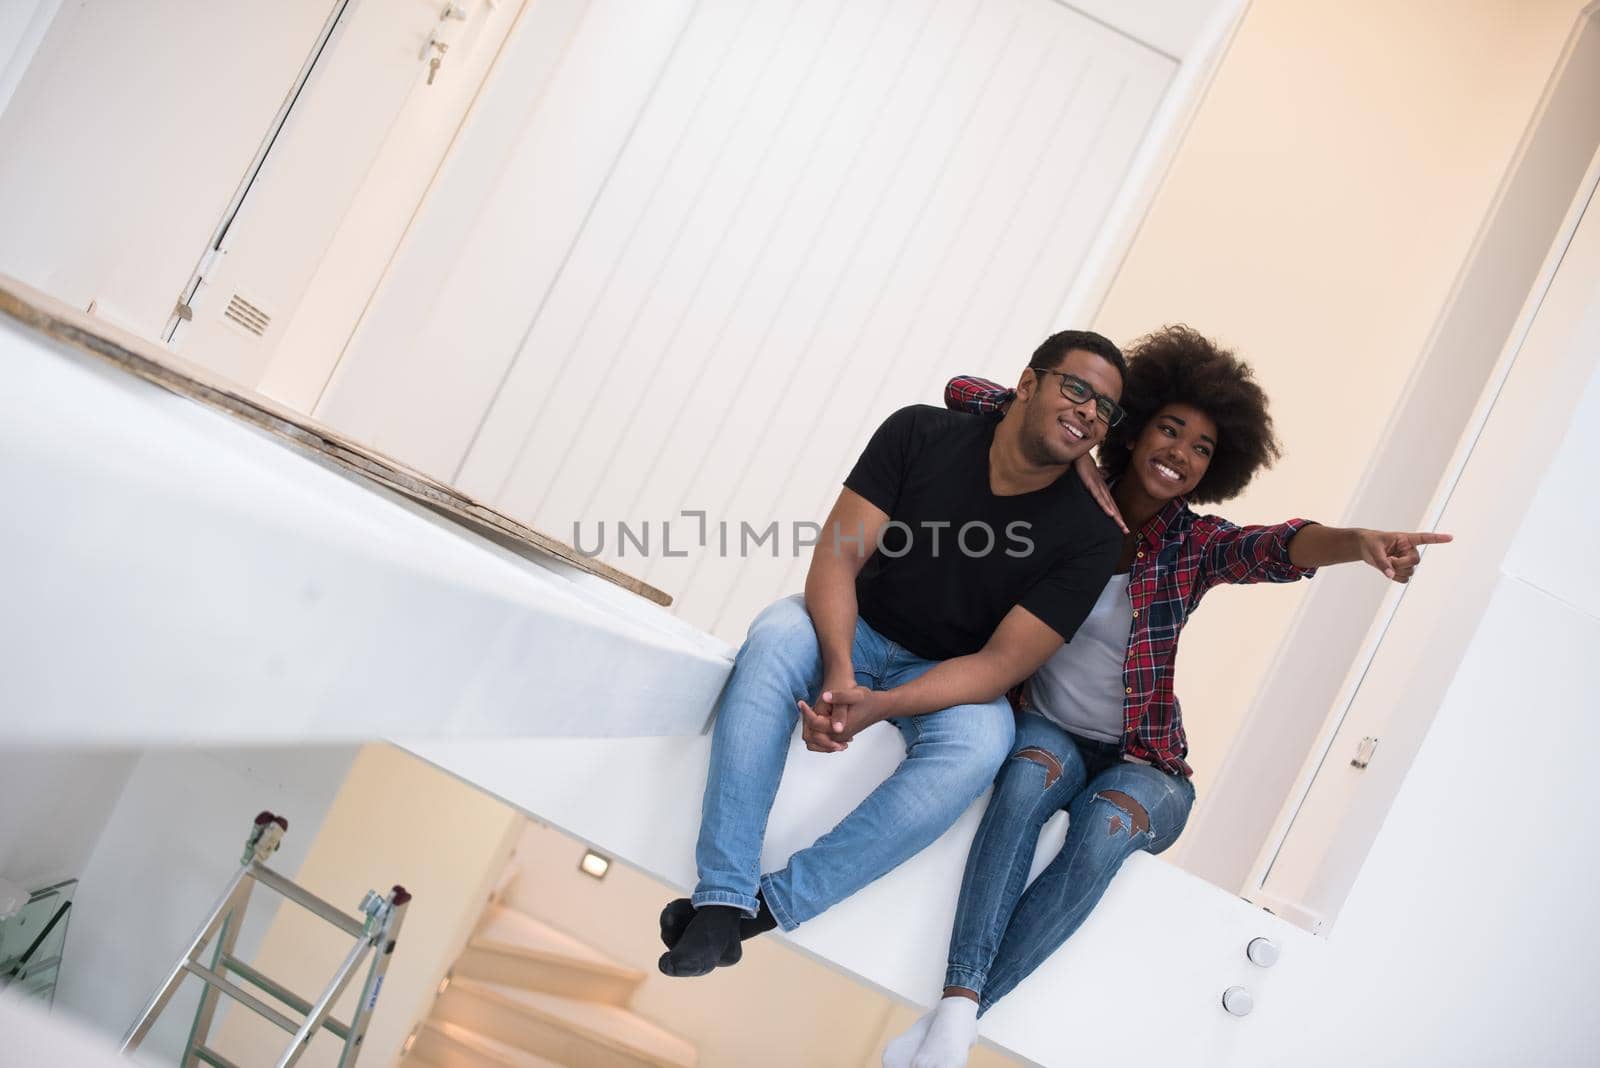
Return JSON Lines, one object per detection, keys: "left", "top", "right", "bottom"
{"left": 1276, "top": 519, "right": 1321, "bottom": 580}
{"left": 945, "top": 375, "right": 1014, "bottom": 414}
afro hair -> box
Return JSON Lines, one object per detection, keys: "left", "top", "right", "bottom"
{"left": 1100, "top": 325, "right": 1281, "bottom": 504}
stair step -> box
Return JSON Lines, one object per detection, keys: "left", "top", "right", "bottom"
{"left": 436, "top": 977, "right": 696, "bottom": 1068}
{"left": 475, "top": 907, "right": 626, "bottom": 971}
{"left": 411, "top": 1019, "right": 566, "bottom": 1068}
{"left": 455, "top": 906, "right": 643, "bottom": 1006}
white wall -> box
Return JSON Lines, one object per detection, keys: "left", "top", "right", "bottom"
{"left": 51, "top": 745, "right": 358, "bottom": 1063}
{"left": 0, "top": 0, "right": 61, "bottom": 116}
{"left": 0, "top": 749, "right": 135, "bottom": 891}
{"left": 0, "top": 0, "right": 335, "bottom": 338}
{"left": 1059, "top": 0, "right": 1227, "bottom": 60}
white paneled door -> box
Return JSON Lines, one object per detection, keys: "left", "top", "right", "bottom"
{"left": 321, "top": 0, "right": 1176, "bottom": 640}
{"left": 1248, "top": 156, "right": 1600, "bottom": 933}
{"left": 170, "top": 0, "right": 521, "bottom": 389}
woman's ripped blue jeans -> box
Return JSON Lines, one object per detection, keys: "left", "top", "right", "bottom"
{"left": 943, "top": 711, "right": 1195, "bottom": 1010}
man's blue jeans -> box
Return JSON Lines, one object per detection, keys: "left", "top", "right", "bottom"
{"left": 945, "top": 711, "right": 1195, "bottom": 1011}
{"left": 692, "top": 595, "right": 1015, "bottom": 931}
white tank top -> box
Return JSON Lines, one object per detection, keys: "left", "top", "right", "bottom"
{"left": 1032, "top": 572, "right": 1133, "bottom": 744}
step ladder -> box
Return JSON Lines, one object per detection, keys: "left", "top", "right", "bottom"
{"left": 121, "top": 811, "right": 412, "bottom": 1068}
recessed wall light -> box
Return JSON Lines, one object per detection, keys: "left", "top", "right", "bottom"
{"left": 579, "top": 850, "right": 611, "bottom": 880}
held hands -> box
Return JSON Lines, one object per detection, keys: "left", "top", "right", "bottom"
{"left": 798, "top": 694, "right": 845, "bottom": 753}
{"left": 798, "top": 681, "right": 885, "bottom": 754}
{"left": 798, "top": 672, "right": 856, "bottom": 753}
{"left": 1357, "top": 529, "right": 1454, "bottom": 583}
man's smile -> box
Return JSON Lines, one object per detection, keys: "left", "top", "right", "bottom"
{"left": 1059, "top": 416, "right": 1089, "bottom": 443}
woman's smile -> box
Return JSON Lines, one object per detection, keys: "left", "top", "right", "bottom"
{"left": 1150, "top": 458, "right": 1185, "bottom": 483}
{"left": 1126, "top": 402, "right": 1217, "bottom": 502}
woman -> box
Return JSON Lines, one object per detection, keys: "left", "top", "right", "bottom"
{"left": 884, "top": 326, "right": 1450, "bottom": 1068}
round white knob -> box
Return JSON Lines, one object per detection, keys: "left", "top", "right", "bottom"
{"left": 1246, "top": 937, "right": 1279, "bottom": 967}
{"left": 1222, "top": 986, "right": 1254, "bottom": 1017}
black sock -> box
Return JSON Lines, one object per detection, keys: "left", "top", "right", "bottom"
{"left": 749, "top": 891, "right": 779, "bottom": 936}
{"left": 658, "top": 904, "right": 743, "bottom": 977}
{"left": 659, "top": 893, "right": 777, "bottom": 950}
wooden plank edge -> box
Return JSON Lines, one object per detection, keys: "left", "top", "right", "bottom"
{"left": 0, "top": 277, "right": 672, "bottom": 606}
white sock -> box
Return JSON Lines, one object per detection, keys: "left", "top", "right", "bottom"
{"left": 882, "top": 1011, "right": 934, "bottom": 1068}
{"left": 911, "top": 996, "right": 980, "bottom": 1068}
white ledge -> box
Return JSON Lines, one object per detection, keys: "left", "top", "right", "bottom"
{"left": 403, "top": 729, "right": 1314, "bottom": 1068}
{"left": 0, "top": 317, "right": 733, "bottom": 743}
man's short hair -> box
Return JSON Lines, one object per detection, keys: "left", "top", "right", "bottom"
{"left": 1028, "top": 330, "right": 1126, "bottom": 382}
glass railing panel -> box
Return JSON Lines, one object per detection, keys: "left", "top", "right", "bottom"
{"left": 0, "top": 878, "right": 76, "bottom": 1008}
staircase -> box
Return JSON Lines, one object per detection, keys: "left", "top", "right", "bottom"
{"left": 405, "top": 903, "right": 697, "bottom": 1068}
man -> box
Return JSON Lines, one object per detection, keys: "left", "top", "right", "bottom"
{"left": 658, "top": 330, "right": 1128, "bottom": 977}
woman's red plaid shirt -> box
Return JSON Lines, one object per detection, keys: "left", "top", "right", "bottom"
{"left": 944, "top": 375, "right": 1318, "bottom": 777}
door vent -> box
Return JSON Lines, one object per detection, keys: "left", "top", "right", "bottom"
{"left": 223, "top": 293, "right": 271, "bottom": 337}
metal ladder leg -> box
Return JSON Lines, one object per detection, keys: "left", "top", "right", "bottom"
{"left": 276, "top": 884, "right": 410, "bottom": 1068}
{"left": 181, "top": 876, "right": 259, "bottom": 1066}
{"left": 336, "top": 887, "right": 411, "bottom": 1068}
{"left": 121, "top": 813, "right": 287, "bottom": 1055}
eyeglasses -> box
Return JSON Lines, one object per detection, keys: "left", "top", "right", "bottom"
{"left": 1030, "top": 368, "right": 1125, "bottom": 427}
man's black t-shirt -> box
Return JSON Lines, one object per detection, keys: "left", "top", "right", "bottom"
{"left": 843, "top": 404, "right": 1120, "bottom": 662}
